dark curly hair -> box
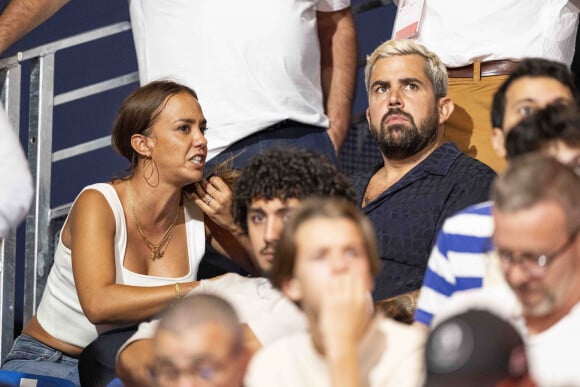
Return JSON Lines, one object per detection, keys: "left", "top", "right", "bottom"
{"left": 232, "top": 148, "right": 357, "bottom": 234}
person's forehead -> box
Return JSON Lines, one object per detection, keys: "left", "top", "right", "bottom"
{"left": 158, "top": 91, "right": 202, "bottom": 114}
{"left": 506, "top": 76, "right": 573, "bottom": 105}
{"left": 493, "top": 201, "right": 567, "bottom": 241}
{"left": 156, "top": 323, "right": 235, "bottom": 357}
{"left": 295, "top": 217, "right": 363, "bottom": 247}
{"left": 248, "top": 197, "right": 302, "bottom": 212}
{"left": 370, "top": 54, "right": 429, "bottom": 82}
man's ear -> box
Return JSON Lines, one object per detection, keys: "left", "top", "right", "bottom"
{"left": 130, "top": 134, "right": 152, "bottom": 158}
{"left": 282, "top": 278, "right": 303, "bottom": 303}
{"left": 491, "top": 128, "right": 507, "bottom": 159}
{"left": 438, "top": 96, "right": 454, "bottom": 125}
{"left": 366, "top": 107, "right": 371, "bottom": 130}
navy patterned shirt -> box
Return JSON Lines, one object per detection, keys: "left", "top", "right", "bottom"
{"left": 351, "top": 142, "right": 496, "bottom": 301}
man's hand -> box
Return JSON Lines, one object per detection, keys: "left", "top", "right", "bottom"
{"left": 116, "top": 339, "right": 155, "bottom": 387}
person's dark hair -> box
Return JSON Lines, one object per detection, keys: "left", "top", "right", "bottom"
{"left": 269, "top": 198, "right": 380, "bottom": 291}
{"left": 111, "top": 80, "right": 198, "bottom": 175}
{"left": 491, "top": 58, "right": 576, "bottom": 130}
{"left": 505, "top": 103, "right": 580, "bottom": 160}
{"left": 231, "top": 148, "right": 357, "bottom": 234}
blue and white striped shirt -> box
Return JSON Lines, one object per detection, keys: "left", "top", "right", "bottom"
{"left": 414, "top": 201, "right": 495, "bottom": 326}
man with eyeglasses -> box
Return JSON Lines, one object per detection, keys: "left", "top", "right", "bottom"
{"left": 431, "top": 154, "right": 580, "bottom": 386}
{"left": 493, "top": 155, "right": 580, "bottom": 386}
{"left": 414, "top": 58, "right": 578, "bottom": 327}
{"left": 491, "top": 155, "right": 580, "bottom": 326}
{"left": 150, "top": 294, "right": 249, "bottom": 387}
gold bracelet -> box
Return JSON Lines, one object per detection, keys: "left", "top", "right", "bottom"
{"left": 175, "top": 282, "right": 183, "bottom": 300}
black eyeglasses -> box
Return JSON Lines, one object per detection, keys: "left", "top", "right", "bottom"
{"left": 497, "top": 227, "right": 579, "bottom": 275}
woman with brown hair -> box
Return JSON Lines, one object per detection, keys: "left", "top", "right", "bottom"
{"left": 1, "top": 80, "right": 252, "bottom": 385}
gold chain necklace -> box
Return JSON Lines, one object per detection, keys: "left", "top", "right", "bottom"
{"left": 126, "top": 181, "right": 180, "bottom": 261}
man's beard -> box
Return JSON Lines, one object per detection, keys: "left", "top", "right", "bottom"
{"left": 370, "top": 107, "right": 440, "bottom": 160}
{"left": 515, "top": 285, "right": 557, "bottom": 317}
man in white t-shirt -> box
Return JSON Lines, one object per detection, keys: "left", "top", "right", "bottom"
{"left": 115, "top": 148, "right": 357, "bottom": 385}
{"left": 395, "top": 0, "right": 579, "bottom": 171}
{"left": 129, "top": 1, "right": 357, "bottom": 170}
{"left": 490, "top": 154, "right": 580, "bottom": 386}
{"left": 436, "top": 154, "right": 580, "bottom": 386}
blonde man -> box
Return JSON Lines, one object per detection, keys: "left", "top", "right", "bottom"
{"left": 352, "top": 39, "right": 495, "bottom": 302}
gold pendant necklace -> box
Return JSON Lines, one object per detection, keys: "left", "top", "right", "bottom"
{"left": 126, "top": 181, "right": 180, "bottom": 261}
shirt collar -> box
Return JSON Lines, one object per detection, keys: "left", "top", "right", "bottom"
{"left": 414, "top": 142, "right": 462, "bottom": 177}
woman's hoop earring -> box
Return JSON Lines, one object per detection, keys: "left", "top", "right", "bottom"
{"left": 143, "top": 156, "right": 159, "bottom": 188}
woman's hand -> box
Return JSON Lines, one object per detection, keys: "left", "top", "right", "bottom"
{"left": 191, "top": 176, "right": 258, "bottom": 275}
{"left": 191, "top": 176, "right": 241, "bottom": 235}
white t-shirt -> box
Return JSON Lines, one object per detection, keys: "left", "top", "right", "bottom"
{"left": 245, "top": 316, "right": 425, "bottom": 387}
{"left": 129, "top": 0, "right": 349, "bottom": 160}
{"left": 412, "top": 0, "right": 579, "bottom": 67}
{"left": 526, "top": 303, "right": 580, "bottom": 387}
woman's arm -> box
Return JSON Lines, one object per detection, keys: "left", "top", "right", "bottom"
{"left": 117, "top": 339, "right": 155, "bottom": 387}
{"left": 69, "top": 189, "right": 199, "bottom": 324}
